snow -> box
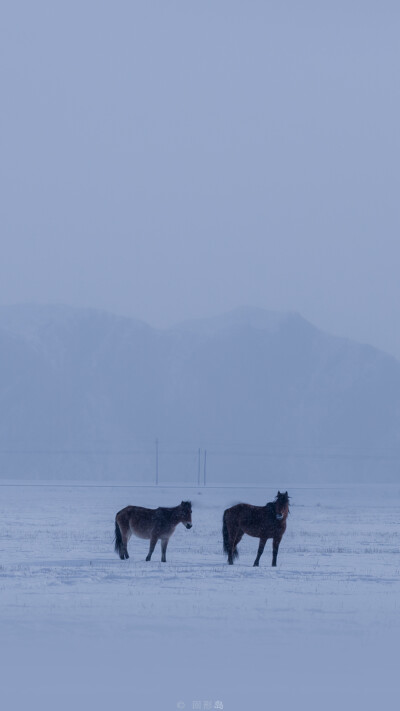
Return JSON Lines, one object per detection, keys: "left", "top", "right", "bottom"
{"left": 1, "top": 482, "right": 399, "bottom": 710}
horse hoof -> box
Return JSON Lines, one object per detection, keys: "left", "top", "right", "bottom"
{"left": 253, "top": 562, "right": 259, "bottom": 567}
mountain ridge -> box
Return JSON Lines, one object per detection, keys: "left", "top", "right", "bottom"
{"left": 0, "top": 304, "right": 399, "bottom": 482}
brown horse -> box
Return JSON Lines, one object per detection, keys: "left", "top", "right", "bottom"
{"left": 114, "top": 501, "right": 192, "bottom": 562}
{"left": 222, "top": 491, "right": 290, "bottom": 566}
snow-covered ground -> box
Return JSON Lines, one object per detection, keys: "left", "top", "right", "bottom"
{"left": 1, "top": 483, "right": 399, "bottom": 710}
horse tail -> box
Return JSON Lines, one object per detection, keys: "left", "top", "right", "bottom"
{"left": 114, "top": 518, "right": 123, "bottom": 557}
{"left": 222, "top": 511, "right": 239, "bottom": 559}
{"left": 222, "top": 511, "right": 229, "bottom": 555}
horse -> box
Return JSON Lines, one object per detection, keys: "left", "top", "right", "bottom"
{"left": 222, "top": 491, "right": 290, "bottom": 567}
{"left": 114, "top": 501, "right": 192, "bottom": 562}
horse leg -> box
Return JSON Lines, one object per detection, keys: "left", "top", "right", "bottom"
{"left": 272, "top": 534, "right": 282, "bottom": 567}
{"left": 121, "top": 531, "right": 130, "bottom": 560}
{"left": 227, "top": 527, "right": 238, "bottom": 565}
{"left": 253, "top": 537, "right": 267, "bottom": 567}
{"left": 161, "top": 538, "right": 169, "bottom": 563}
{"left": 232, "top": 530, "right": 243, "bottom": 558}
{"left": 115, "top": 518, "right": 130, "bottom": 560}
{"left": 146, "top": 534, "right": 158, "bottom": 562}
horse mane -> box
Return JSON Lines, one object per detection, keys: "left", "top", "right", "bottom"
{"left": 160, "top": 501, "right": 192, "bottom": 511}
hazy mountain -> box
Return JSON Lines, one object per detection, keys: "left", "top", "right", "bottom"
{"left": 0, "top": 304, "right": 399, "bottom": 482}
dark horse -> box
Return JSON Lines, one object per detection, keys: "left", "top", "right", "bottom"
{"left": 223, "top": 491, "right": 290, "bottom": 567}
{"left": 114, "top": 501, "right": 192, "bottom": 562}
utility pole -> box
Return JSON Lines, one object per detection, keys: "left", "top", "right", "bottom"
{"left": 197, "top": 448, "right": 201, "bottom": 486}
{"left": 155, "top": 438, "right": 159, "bottom": 485}
{"left": 203, "top": 449, "right": 207, "bottom": 487}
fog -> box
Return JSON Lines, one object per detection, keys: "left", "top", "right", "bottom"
{"left": 2, "top": 7, "right": 400, "bottom": 710}
{"left": 1, "top": 2, "right": 400, "bottom": 356}
{"left": 1, "top": 304, "right": 400, "bottom": 483}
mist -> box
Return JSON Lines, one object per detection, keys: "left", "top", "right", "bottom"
{"left": 1, "top": 2, "right": 400, "bottom": 356}
{"left": 1, "top": 5, "right": 399, "bottom": 710}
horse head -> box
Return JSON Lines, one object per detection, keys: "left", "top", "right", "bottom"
{"left": 180, "top": 500, "right": 193, "bottom": 529}
{"left": 274, "top": 491, "right": 290, "bottom": 521}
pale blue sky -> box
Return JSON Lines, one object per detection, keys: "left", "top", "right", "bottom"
{"left": 1, "top": 2, "right": 400, "bottom": 356}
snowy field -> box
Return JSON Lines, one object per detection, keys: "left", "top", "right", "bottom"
{"left": 1, "top": 482, "right": 399, "bottom": 710}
